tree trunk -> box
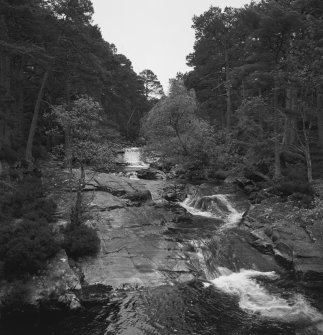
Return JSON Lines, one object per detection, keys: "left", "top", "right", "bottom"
{"left": 303, "top": 118, "right": 313, "bottom": 183}
{"left": 283, "top": 86, "right": 297, "bottom": 146}
{"left": 225, "top": 48, "right": 232, "bottom": 131}
{"left": 317, "top": 85, "right": 323, "bottom": 148}
{"left": 305, "top": 148, "right": 313, "bottom": 183}
{"left": 1, "top": 53, "right": 11, "bottom": 96}
{"left": 273, "top": 74, "right": 281, "bottom": 180}
{"left": 17, "top": 56, "right": 25, "bottom": 136}
{"left": 126, "top": 107, "right": 136, "bottom": 138}
{"left": 241, "top": 79, "right": 246, "bottom": 101}
{"left": 65, "top": 126, "right": 72, "bottom": 171}
{"left": 282, "top": 116, "right": 296, "bottom": 146}
{"left": 0, "top": 52, "right": 11, "bottom": 152}
{"left": 25, "top": 70, "right": 49, "bottom": 164}
{"left": 174, "top": 127, "right": 189, "bottom": 156}
{"left": 64, "top": 76, "right": 72, "bottom": 170}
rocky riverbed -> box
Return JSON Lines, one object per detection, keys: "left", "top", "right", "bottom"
{"left": 1, "top": 156, "right": 323, "bottom": 334}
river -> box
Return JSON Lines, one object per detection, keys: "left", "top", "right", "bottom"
{"left": 1, "top": 148, "right": 323, "bottom": 335}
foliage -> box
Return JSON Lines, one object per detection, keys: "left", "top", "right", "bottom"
{"left": 62, "top": 224, "right": 100, "bottom": 259}
{"left": 183, "top": 0, "right": 323, "bottom": 181}
{"left": 49, "top": 96, "right": 115, "bottom": 170}
{"left": 0, "top": 0, "right": 149, "bottom": 168}
{"left": 230, "top": 97, "right": 279, "bottom": 176}
{"left": 0, "top": 174, "right": 59, "bottom": 280}
{"left": 0, "top": 220, "right": 59, "bottom": 279}
{"left": 142, "top": 79, "right": 218, "bottom": 168}
{"left": 139, "top": 69, "right": 164, "bottom": 103}
{"left": 0, "top": 174, "right": 57, "bottom": 222}
{"left": 0, "top": 281, "right": 30, "bottom": 312}
{"left": 276, "top": 181, "right": 314, "bottom": 197}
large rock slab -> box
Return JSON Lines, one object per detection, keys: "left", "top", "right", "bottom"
{"left": 245, "top": 196, "right": 323, "bottom": 287}
{"left": 87, "top": 191, "right": 126, "bottom": 211}
{"left": 80, "top": 205, "right": 195, "bottom": 288}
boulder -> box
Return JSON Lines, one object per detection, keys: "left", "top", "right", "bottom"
{"left": 162, "top": 183, "right": 186, "bottom": 202}
{"left": 58, "top": 293, "right": 81, "bottom": 310}
{"left": 136, "top": 168, "right": 165, "bottom": 180}
{"left": 122, "top": 190, "right": 152, "bottom": 203}
{"left": 294, "top": 258, "right": 323, "bottom": 286}
{"left": 87, "top": 192, "right": 126, "bottom": 211}
{"left": 250, "top": 229, "right": 274, "bottom": 254}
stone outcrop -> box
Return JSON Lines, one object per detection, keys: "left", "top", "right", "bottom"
{"left": 78, "top": 175, "right": 197, "bottom": 288}
{"left": 136, "top": 168, "right": 166, "bottom": 180}
{"left": 245, "top": 195, "right": 323, "bottom": 287}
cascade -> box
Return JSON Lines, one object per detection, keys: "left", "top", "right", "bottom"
{"left": 181, "top": 191, "right": 323, "bottom": 333}
{"left": 205, "top": 268, "right": 323, "bottom": 329}
{"left": 181, "top": 193, "right": 242, "bottom": 226}
{"left": 123, "top": 147, "right": 149, "bottom": 168}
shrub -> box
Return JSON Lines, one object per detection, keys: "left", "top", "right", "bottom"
{"left": 0, "top": 174, "right": 57, "bottom": 222}
{"left": 32, "top": 145, "right": 49, "bottom": 160}
{"left": 62, "top": 224, "right": 100, "bottom": 259}
{"left": 0, "top": 220, "right": 59, "bottom": 279}
{"left": 277, "top": 181, "right": 314, "bottom": 196}
{"left": 1, "top": 281, "right": 30, "bottom": 312}
{"left": 22, "top": 198, "right": 57, "bottom": 223}
{"left": 283, "top": 163, "right": 307, "bottom": 183}
{"left": 0, "top": 145, "right": 18, "bottom": 162}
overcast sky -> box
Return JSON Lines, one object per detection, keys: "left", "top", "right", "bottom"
{"left": 92, "top": 0, "right": 250, "bottom": 92}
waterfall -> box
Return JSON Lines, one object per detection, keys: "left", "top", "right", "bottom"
{"left": 123, "top": 148, "right": 149, "bottom": 168}
{"left": 181, "top": 193, "right": 242, "bottom": 226}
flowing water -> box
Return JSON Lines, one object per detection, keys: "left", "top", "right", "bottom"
{"left": 2, "top": 148, "right": 323, "bottom": 334}
{"left": 123, "top": 148, "right": 150, "bottom": 169}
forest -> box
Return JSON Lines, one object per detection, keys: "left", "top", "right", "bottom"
{"left": 144, "top": 0, "right": 323, "bottom": 186}
{"left": 0, "top": 0, "right": 323, "bottom": 322}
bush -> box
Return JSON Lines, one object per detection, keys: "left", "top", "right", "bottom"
{"left": 22, "top": 198, "right": 57, "bottom": 223}
{"left": 62, "top": 224, "right": 100, "bottom": 259}
{"left": 0, "top": 172, "right": 59, "bottom": 280}
{"left": 0, "top": 174, "right": 57, "bottom": 222}
{"left": 0, "top": 145, "right": 18, "bottom": 162}
{"left": 1, "top": 281, "right": 30, "bottom": 312}
{"left": 0, "top": 220, "right": 59, "bottom": 279}
{"left": 277, "top": 181, "right": 314, "bottom": 196}
{"left": 32, "top": 145, "right": 49, "bottom": 160}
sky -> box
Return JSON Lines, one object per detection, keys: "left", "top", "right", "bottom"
{"left": 92, "top": 0, "right": 250, "bottom": 92}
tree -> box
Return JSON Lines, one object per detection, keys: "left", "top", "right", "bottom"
{"left": 50, "top": 95, "right": 114, "bottom": 225}
{"left": 50, "top": 96, "right": 112, "bottom": 169}
{"left": 187, "top": 6, "right": 243, "bottom": 129}
{"left": 142, "top": 79, "right": 216, "bottom": 167}
{"left": 139, "top": 69, "right": 164, "bottom": 102}
{"left": 1, "top": 0, "right": 150, "bottom": 174}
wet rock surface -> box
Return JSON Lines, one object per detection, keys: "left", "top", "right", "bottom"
{"left": 244, "top": 187, "right": 323, "bottom": 287}
{"left": 78, "top": 173, "right": 200, "bottom": 289}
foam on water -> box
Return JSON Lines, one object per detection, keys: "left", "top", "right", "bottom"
{"left": 182, "top": 192, "right": 323, "bottom": 332}
{"left": 181, "top": 194, "right": 243, "bottom": 226}
{"left": 124, "top": 148, "right": 149, "bottom": 168}
{"left": 209, "top": 268, "right": 323, "bottom": 329}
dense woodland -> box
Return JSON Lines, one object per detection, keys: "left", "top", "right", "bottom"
{"left": 0, "top": 0, "right": 164, "bottom": 171}
{"left": 144, "top": 0, "right": 323, "bottom": 185}
{"left": 0, "top": 0, "right": 323, "bottom": 283}
{"left": 185, "top": 0, "right": 323, "bottom": 181}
